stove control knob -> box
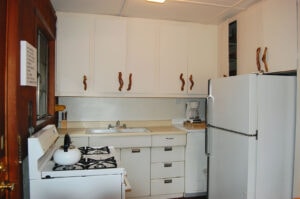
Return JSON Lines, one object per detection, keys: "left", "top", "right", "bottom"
{"left": 0, "top": 181, "right": 14, "bottom": 192}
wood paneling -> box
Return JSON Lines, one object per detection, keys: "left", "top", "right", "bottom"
{"left": 4, "top": 0, "right": 56, "bottom": 198}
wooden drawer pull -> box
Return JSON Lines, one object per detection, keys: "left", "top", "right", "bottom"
{"left": 262, "top": 47, "right": 269, "bottom": 72}
{"left": 256, "top": 47, "right": 261, "bottom": 72}
{"left": 118, "top": 72, "right": 124, "bottom": 91}
{"left": 83, "top": 75, "right": 87, "bottom": 91}
{"left": 164, "top": 146, "right": 172, "bottom": 151}
{"left": 127, "top": 73, "right": 132, "bottom": 91}
{"left": 179, "top": 73, "right": 185, "bottom": 91}
{"left": 131, "top": 148, "right": 140, "bottom": 153}
{"left": 189, "top": 74, "right": 194, "bottom": 90}
{"left": 164, "top": 163, "right": 172, "bottom": 167}
{"left": 164, "top": 179, "right": 172, "bottom": 184}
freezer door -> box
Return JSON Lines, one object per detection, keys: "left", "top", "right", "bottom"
{"left": 207, "top": 74, "right": 257, "bottom": 135}
{"left": 208, "top": 128, "right": 257, "bottom": 199}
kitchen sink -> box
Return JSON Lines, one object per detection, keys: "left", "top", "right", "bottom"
{"left": 86, "top": 127, "right": 150, "bottom": 134}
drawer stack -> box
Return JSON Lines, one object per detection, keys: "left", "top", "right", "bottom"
{"left": 150, "top": 134, "right": 186, "bottom": 197}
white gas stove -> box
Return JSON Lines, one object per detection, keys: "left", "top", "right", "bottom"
{"left": 27, "top": 125, "right": 128, "bottom": 199}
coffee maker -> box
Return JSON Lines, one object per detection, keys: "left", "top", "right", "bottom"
{"left": 185, "top": 101, "right": 200, "bottom": 121}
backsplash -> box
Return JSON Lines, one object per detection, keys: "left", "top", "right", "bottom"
{"left": 58, "top": 97, "right": 206, "bottom": 122}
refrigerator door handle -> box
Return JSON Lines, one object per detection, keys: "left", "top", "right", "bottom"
{"left": 205, "top": 127, "right": 211, "bottom": 156}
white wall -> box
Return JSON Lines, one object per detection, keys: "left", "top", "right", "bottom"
{"left": 58, "top": 97, "right": 206, "bottom": 122}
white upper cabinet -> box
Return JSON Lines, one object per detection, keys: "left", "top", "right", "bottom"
{"left": 126, "top": 18, "right": 159, "bottom": 95}
{"left": 55, "top": 13, "right": 94, "bottom": 96}
{"left": 187, "top": 24, "right": 218, "bottom": 95}
{"left": 159, "top": 22, "right": 217, "bottom": 96}
{"left": 55, "top": 13, "right": 218, "bottom": 97}
{"left": 236, "top": 0, "right": 297, "bottom": 74}
{"left": 159, "top": 21, "right": 188, "bottom": 96}
{"left": 261, "top": 0, "right": 297, "bottom": 72}
{"left": 236, "top": 2, "right": 263, "bottom": 74}
{"left": 93, "top": 15, "right": 127, "bottom": 95}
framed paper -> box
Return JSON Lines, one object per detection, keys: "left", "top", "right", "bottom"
{"left": 20, "top": 40, "right": 37, "bottom": 86}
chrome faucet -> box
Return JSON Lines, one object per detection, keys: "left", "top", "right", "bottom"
{"left": 116, "top": 120, "right": 120, "bottom": 128}
{"left": 107, "top": 120, "right": 126, "bottom": 129}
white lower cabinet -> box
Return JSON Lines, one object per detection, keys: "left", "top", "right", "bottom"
{"left": 185, "top": 130, "right": 207, "bottom": 196}
{"left": 87, "top": 133, "right": 187, "bottom": 198}
{"left": 150, "top": 135, "right": 186, "bottom": 197}
{"left": 121, "top": 147, "right": 151, "bottom": 198}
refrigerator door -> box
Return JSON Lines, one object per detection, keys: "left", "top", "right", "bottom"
{"left": 255, "top": 75, "right": 296, "bottom": 199}
{"left": 208, "top": 128, "right": 257, "bottom": 199}
{"left": 207, "top": 74, "right": 257, "bottom": 136}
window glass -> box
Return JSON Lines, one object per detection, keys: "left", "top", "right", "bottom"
{"left": 229, "top": 21, "right": 237, "bottom": 76}
{"left": 36, "top": 30, "right": 48, "bottom": 119}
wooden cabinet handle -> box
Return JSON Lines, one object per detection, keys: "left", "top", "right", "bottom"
{"left": 127, "top": 73, "right": 132, "bottom": 91}
{"left": 262, "top": 47, "right": 269, "bottom": 72}
{"left": 179, "top": 73, "right": 185, "bottom": 91}
{"left": 189, "top": 74, "right": 194, "bottom": 90}
{"left": 83, "top": 75, "right": 87, "bottom": 91}
{"left": 118, "top": 72, "right": 124, "bottom": 91}
{"left": 256, "top": 47, "right": 261, "bottom": 72}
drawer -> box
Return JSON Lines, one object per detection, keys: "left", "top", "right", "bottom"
{"left": 152, "top": 134, "right": 186, "bottom": 147}
{"left": 151, "top": 177, "right": 184, "bottom": 195}
{"left": 151, "top": 161, "right": 184, "bottom": 179}
{"left": 151, "top": 146, "right": 185, "bottom": 162}
{"left": 89, "top": 135, "right": 151, "bottom": 148}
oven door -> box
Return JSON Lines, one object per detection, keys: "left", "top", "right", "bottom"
{"left": 30, "top": 175, "right": 123, "bottom": 199}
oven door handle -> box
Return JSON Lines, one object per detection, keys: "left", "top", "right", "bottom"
{"left": 124, "top": 175, "right": 131, "bottom": 192}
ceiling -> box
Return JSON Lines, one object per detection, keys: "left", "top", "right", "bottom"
{"left": 50, "top": 0, "right": 260, "bottom": 24}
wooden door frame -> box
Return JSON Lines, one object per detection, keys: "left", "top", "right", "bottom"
{"left": 0, "top": 0, "right": 8, "bottom": 198}
{"left": 6, "top": 0, "right": 22, "bottom": 198}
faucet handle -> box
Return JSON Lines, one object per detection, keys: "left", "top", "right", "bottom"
{"left": 108, "top": 124, "right": 113, "bottom": 129}
{"left": 122, "top": 124, "right": 127, "bottom": 128}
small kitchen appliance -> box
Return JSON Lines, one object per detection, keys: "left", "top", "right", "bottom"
{"left": 27, "top": 125, "right": 129, "bottom": 199}
{"left": 186, "top": 101, "right": 200, "bottom": 120}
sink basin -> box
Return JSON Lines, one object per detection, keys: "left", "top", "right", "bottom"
{"left": 86, "top": 127, "right": 150, "bottom": 134}
{"left": 87, "top": 128, "right": 119, "bottom": 134}
{"left": 118, "top": 128, "right": 150, "bottom": 133}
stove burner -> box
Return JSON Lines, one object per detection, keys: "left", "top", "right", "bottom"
{"left": 52, "top": 152, "right": 117, "bottom": 171}
{"left": 78, "top": 146, "right": 110, "bottom": 155}
{"left": 53, "top": 164, "right": 80, "bottom": 171}
{"left": 81, "top": 157, "right": 117, "bottom": 169}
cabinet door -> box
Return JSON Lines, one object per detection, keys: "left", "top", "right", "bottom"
{"left": 236, "top": 2, "right": 263, "bottom": 74}
{"left": 56, "top": 13, "right": 94, "bottom": 96}
{"left": 120, "top": 147, "right": 150, "bottom": 198}
{"left": 159, "top": 22, "right": 188, "bottom": 95}
{"left": 236, "top": 0, "right": 297, "bottom": 74}
{"left": 261, "top": 0, "right": 297, "bottom": 72}
{"left": 185, "top": 131, "right": 207, "bottom": 194}
{"left": 126, "top": 18, "right": 159, "bottom": 95}
{"left": 93, "top": 15, "right": 127, "bottom": 95}
{"left": 187, "top": 24, "right": 218, "bottom": 95}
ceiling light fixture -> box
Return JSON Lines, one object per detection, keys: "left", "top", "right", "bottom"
{"left": 147, "top": 0, "right": 166, "bottom": 3}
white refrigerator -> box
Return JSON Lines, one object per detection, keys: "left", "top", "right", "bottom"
{"left": 206, "top": 74, "right": 296, "bottom": 199}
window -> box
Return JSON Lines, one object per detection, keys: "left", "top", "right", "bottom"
{"left": 229, "top": 21, "right": 237, "bottom": 76}
{"left": 36, "top": 30, "right": 48, "bottom": 120}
